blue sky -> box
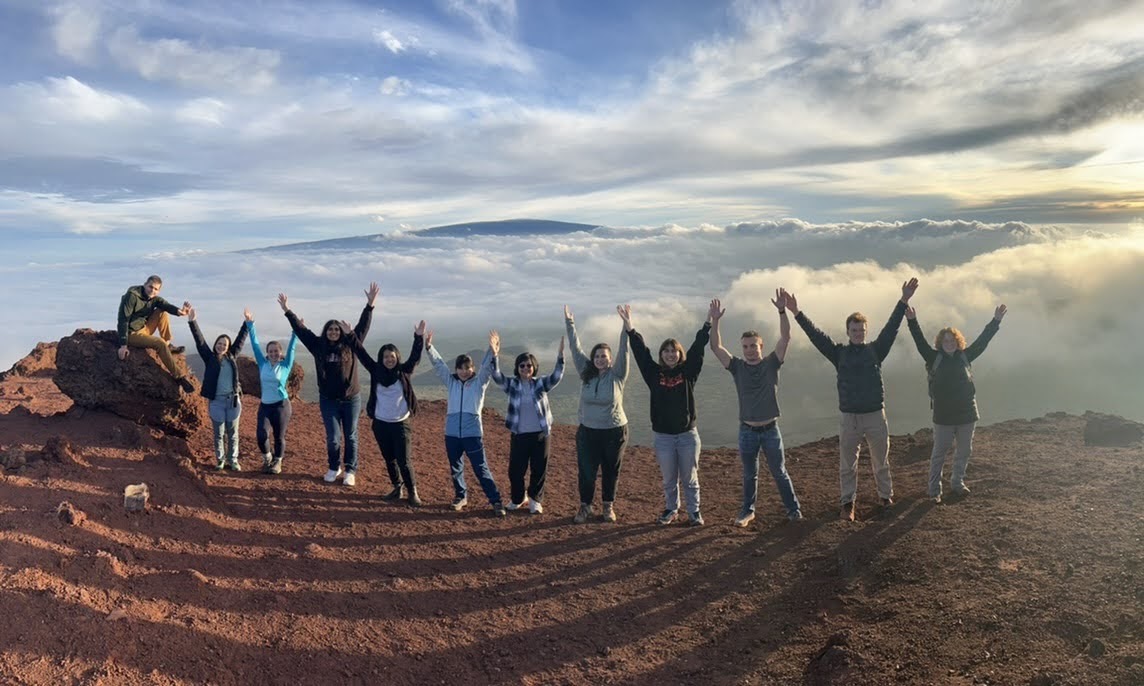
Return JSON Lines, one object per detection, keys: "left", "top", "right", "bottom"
{"left": 1, "top": 0, "right": 1143, "bottom": 262}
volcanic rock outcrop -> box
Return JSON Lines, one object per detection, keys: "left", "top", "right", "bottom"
{"left": 236, "top": 356, "right": 304, "bottom": 400}
{"left": 54, "top": 329, "right": 208, "bottom": 436}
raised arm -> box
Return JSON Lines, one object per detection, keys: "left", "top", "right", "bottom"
{"left": 282, "top": 332, "right": 299, "bottom": 372}
{"left": 424, "top": 332, "right": 454, "bottom": 386}
{"left": 871, "top": 278, "right": 916, "bottom": 360}
{"left": 964, "top": 304, "right": 1005, "bottom": 362}
{"left": 707, "top": 299, "right": 733, "bottom": 369}
{"left": 247, "top": 317, "right": 266, "bottom": 367}
{"left": 400, "top": 321, "right": 426, "bottom": 374}
{"left": 476, "top": 331, "right": 497, "bottom": 386}
{"left": 682, "top": 317, "right": 711, "bottom": 380}
{"left": 772, "top": 289, "right": 792, "bottom": 363}
{"left": 564, "top": 305, "right": 589, "bottom": 374}
{"left": 905, "top": 306, "right": 937, "bottom": 366}
{"left": 540, "top": 337, "right": 565, "bottom": 391}
{"left": 613, "top": 317, "right": 630, "bottom": 383}
{"left": 340, "top": 327, "right": 379, "bottom": 374}
{"left": 352, "top": 282, "right": 378, "bottom": 342}
{"left": 186, "top": 309, "right": 211, "bottom": 361}
{"left": 280, "top": 293, "right": 322, "bottom": 355}
{"left": 627, "top": 328, "right": 659, "bottom": 388}
{"left": 786, "top": 291, "right": 840, "bottom": 366}
{"left": 230, "top": 312, "right": 250, "bottom": 356}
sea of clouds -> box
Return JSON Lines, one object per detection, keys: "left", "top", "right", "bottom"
{"left": 4, "top": 218, "right": 1143, "bottom": 447}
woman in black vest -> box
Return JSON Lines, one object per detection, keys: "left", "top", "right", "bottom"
{"left": 188, "top": 306, "right": 249, "bottom": 471}
{"left": 906, "top": 304, "right": 1006, "bottom": 502}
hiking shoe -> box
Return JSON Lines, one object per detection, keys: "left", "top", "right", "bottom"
{"left": 952, "top": 484, "right": 971, "bottom": 496}
{"left": 450, "top": 497, "right": 468, "bottom": 512}
{"left": 492, "top": 502, "right": 507, "bottom": 518}
{"left": 840, "top": 502, "right": 856, "bottom": 521}
{"left": 407, "top": 491, "right": 422, "bottom": 507}
{"left": 601, "top": 502, "right": 617, "bottom": 523}
{"left": 323, "top": 468, "right": 344, "bottom": 483}
{"left": 734, "top": 511, "right": 755, "bottom": 528}
{"left": 176, "top": 376, "right": 195, "bottom": 393}
{"left": 788, "top": 510, "right": 805, "bottom": 522}
{"left": 343, "top": 472, "right": 356, "bottom": 487}
{"left": 268, "top": 458, "right": 282, "bottom": 475}
{"left": 381, "top": 486, "right": 404, "bottom": 501}
{"left": 657, "top": 509, "right": 678, "bottom": 526}
{"left": 573, "top": 503, "right": 593, "bottom": 524}
{"left": 506, "top": 496, "right": 530, "bottom": 511}
{"left": 529, "top": 500, "right": 543, "bottom": 515}
{"left": 168, "top": 344, "right": 186, "bottom": 354}
{"left": 225, "top": 459, "right": 241, "bottom": 472}
{"left": 688, "top": 511, "right": 704, "bottom": 526}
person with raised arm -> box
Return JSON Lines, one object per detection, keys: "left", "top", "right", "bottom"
{"left": 425, "top": 329, "right": 505, "bottom": 517}
{"left": 787, "top": 278, "right": 918, "bottom": 521}
{"left": 906, "top": 303, "right": 1006, "bottom": 502}
{"left": 627, "top": 305, "right": 710, "bottom": 526}
{"left": 342, "top": 320, "right": 426, "bottom": 506}
{"left": 565, "top": 305, "right": 630, "bottom": 524}
{"left": 490, "top": 332, "right": 565, "bottom": 515}
{"left": 116, "top": 275, "right": 195, "bottom": 392}
{"left": 246, "top": 307, "right": 299, "bottom": 475}
{"left": 709, "top": 291, "right": 802, "bottom": 527}
{"left": 279, "top": 283, "right": 378, "bottom": 487}
{"left": 187, "top": 306, "right": 249, "bottom": 471}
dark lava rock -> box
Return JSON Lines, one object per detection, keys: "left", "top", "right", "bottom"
{"left": 1083, "top": 412, "right": 1144, "bottom": 447}
{"left": 236, "top": 356, "right": 304, "bottom": 400}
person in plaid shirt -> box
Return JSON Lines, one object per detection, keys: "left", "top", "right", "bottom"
{"left": 490, "top": 332, "right": 565, "bottom": 515}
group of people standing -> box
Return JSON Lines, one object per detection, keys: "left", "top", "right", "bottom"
{"left": 117, "top": 274, "right": 1005, "bottom": 523}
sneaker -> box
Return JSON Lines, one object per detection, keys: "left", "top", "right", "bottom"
{"left": 268, "top": 458, "right": 282, "bottom": 475}
{"left": 573, "top": 503, "right": 593, "bottom": 524}
{"left": 840, "top": 501, "right": 856, "bottom": 521}
{"left": 734, "top": 511, "right": 755, "bottom": 528}
{"left": 168, "top": 344, "right": 186, "bottom": 354}
{"left": 657, "top": 509, "right": 678, "bottom": 526}
{"left": 952, "top": 484, "right": 971, "bottom": 496}
{"left": 505, "top": 496, "right": 530, "bottom": 511}
{"left": 688, "top": 511, "right": 704, "bottom": 526}
{"left": 343, "top": 472, "right": 356, "bottom": 487}
{"left": 601, "top": 502, "right": 617, "bottom": 523}
{"left": 931, "top": 494, "right": 942, "bottom": 504}
{"left": 788, "top": 510, "right": 805, "bottom": 522}
{"left": 214, "top": 459, "right": 226, "bottom": 472}
{"left": 407, "top": 491, "right": 422, "bottom": 507}
{"left": 176, "top": 376, "right": 195, "bottom": 393}
{"left": 881, "top": 497, "right": 894, "bottom": 508}
{"left": 261, "top": 453, "right": 273, "bottom": 468}
{"left": 529, "top": 500, "right": 543, "bottom": 515}
{"left": 381, "top": 486, "right": 404, "bottom": 501}
{"left": 323, "top": 468, "right": 344, "bottom": 483}
{"left": 225, "top": 459, "right": 241, "bottom": 472}
{"left": 492, "top": 502, "right": 507, "bottom": 518}
{"left": 450, "top": 497, "right": 468, "bottom": 512}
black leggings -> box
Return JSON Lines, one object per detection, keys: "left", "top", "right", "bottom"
{"left": 576, "top": 425, "right": 628, "bottom": 504}
{"left": 371, "top": 418, "right": 417, "bottom": 490}
{"left": 257, "top": 399, "right": 292, "bottom": 459}
{"left": 508, "top": 431, "right": 549, "bottom": 505}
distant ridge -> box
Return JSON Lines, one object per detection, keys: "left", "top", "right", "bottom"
{"left": 248, "top": 218, "right": 604, "bottom": 253}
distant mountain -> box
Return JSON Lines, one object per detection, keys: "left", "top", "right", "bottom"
{"left": 248, "top": 218, "right": 605, "bottom": 253}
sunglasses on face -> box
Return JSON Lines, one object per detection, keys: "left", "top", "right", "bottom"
{"left": 518, "top": 363, "right": 534, "bottom": 369}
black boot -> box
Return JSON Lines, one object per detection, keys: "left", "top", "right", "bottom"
{"left": 382, "top": 485, "right": 404, "bottom": 501}
{"left": 407, "top": 489, "right": 422, "bottom": 507}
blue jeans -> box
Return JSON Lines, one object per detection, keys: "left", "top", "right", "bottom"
{"left": 208, "top": 394, "right": 241, "bottom": 462}
{"left": 653, "top": 429, "right": 701, "bottom": 513}
{"left": 739, "top": 423, "right": 800, "bottom": 518}
{"left": 319, "top": 395, "right": 362, "bottom": 473}
{"left": 445, "top": 435, "right": 502, "bottom": 505}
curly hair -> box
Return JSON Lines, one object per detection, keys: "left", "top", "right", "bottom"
{"left": 934, "top": 327, "right": 966, "bottom": 351}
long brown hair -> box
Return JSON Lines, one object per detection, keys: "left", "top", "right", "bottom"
{"left": 581, "top": 342, "right": 611, "bottom": 383}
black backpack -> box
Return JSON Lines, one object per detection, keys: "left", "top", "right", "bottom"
{"left": 927, "top": 350, "right": 970, "bottom": 407}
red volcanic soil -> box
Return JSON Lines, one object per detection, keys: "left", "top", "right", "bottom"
{"left": 0, "top": 351, "right": 1141, "bottom": 685}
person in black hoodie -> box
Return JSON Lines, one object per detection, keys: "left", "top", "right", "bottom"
{"left": 787, "top": 277, "right": 918, "bottom": 521}
{"left": 343, "top": 320, "right": 426, "bottom": 506}
{"left": 906, "top": 303, "right": 1006, "bottom": 502}
{"left": 187, "top": 306, "right": 249, "bottom": 471}
{"left": 279, "top": 283, "right": 378, "bottom": 487}
{"left": 626, "top": 305, "right": 710, "bottom": 526}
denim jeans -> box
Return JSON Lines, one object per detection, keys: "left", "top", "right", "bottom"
{"left": 653, "top": 429, "right": 701, "bottom": 513}
{"left": 209, "top": 395, "right": 241, "bottom": 462}
{"left": 319, "top": 395, "right": 362, "bottom": 473}
{"left": 445, "top": 435, "right": 502, "bottom": 505}
{"left": 929, "top": 422, "right": 976, "bottom": 496}
{"left": 738, "top": 423, "right": 800, "bottom": 518}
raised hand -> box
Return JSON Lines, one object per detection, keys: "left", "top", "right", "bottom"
{"left": 901, "top": 277, "right": 919, "bottom": 303}
{"left": 425, "top": 330, "right": 434, "bottom": 348}
{"left": 905, "top": 305, "right": 916, "bottom": 320}
{"left": 558, "top": 335, "right": 565, "bottom": 357}
{"left": 244, "top": 307, "right": 254, "bottom": 322}
{"left": 277, "top": 293, "right": 289, "bottom": 312}
{"left": 339, "top": 321, "right": 353, "bottom": 336}
{"left": 365, "top": 281, "right": 380, "bottom": 306}
{"left": 995, "top": 304, "right": 1007, "bottom": 321}
{"left": 414, "top": 320, "right": 427, "bottom": 336}
{"left": 784, "top": 291, "right": 800, "bottom": 316}
{"left": 489, "top": 330, "right": 500, "bottom": 355}
{"left": 708, "top": 298, "right": 724, "bottom": 321}
{"left": 187, "top": 306, "right": 197, "bottom": 322}
{"left": 771, "top": 288, "right": 788, "bottom": 311}
{"left": 564, "top": 305, "right": 573, "bottom": 322}
{"left": 616, "top": 304, "right": 632, "bottom": 330}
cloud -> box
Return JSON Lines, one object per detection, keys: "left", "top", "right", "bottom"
{"left": 372, "top": 29, "right": 406, "bottom": 54}
{"left": 379, "top": 76, "right": 411, "bottom": 96}
{"left": 6, "top": 76, "right": 149, "bottom": 123}
{"left": 51, "top": 2, "right": 102, "bottom": 63}
{"left": 107, "top": 25, "right": 280, "bottom": 92}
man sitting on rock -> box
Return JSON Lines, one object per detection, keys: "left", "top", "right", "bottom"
{"left": 117, "top": 275, "right": 195, "bottom": 393}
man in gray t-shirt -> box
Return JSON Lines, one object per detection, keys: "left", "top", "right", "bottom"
{"left": 709, "top": 291, "right": 803, "bottom": 527}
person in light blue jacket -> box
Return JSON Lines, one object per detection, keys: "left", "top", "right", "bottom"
{"left": 425, "top": 329, "right": 505, "bottom": 517}
{"left": 245, "top": 308, "right": 299, "bottom": 475}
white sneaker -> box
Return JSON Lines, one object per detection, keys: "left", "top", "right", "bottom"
{"left": 529, "top": 500, "right": 543, "bottom": 515}
{"left": 323, "top": 468, "right": 344, "bottom": 483}
{"left": 343, "top": 472, "right": 356, "bottom": 487}
{"left": 505, "top": 496, "right": 530, "bottom": 511}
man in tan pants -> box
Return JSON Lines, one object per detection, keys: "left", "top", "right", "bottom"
{"left": 786, "top": 278, "right": 918, "bottom": 521}
{"left": 117, "top": 275, "right": 195, "bottom": 392}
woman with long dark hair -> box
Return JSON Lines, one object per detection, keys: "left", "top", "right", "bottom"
{"left": 187, "top": 306, "right": 249, "bottom": 471}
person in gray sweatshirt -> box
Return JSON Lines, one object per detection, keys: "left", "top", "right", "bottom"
{"left": 426, "top": 329, "right": 506, "bottom": 517}
{"left": 565, "top": 305, "right": 630, "bottom": 524}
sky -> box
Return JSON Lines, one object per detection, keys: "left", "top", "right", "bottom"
{"left": 1, "top": 0, "right": 1143, "bottom": 261}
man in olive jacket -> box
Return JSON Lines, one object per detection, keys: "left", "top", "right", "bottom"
{"left": 117, "top": 275, "right": 194, "bottom": 392}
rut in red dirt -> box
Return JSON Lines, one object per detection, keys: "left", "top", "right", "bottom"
{"left": 0, "top": 341, "right": 1141, "bottom": 685}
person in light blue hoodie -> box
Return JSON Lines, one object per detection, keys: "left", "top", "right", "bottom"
{"left": 245, "top": 308, "right": 299, "bottom": 475}
{"left": 425, "top": 329, "right": 505, "bottom": 517}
